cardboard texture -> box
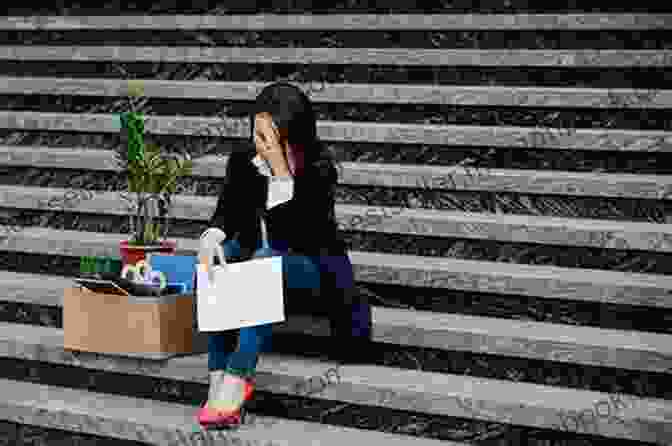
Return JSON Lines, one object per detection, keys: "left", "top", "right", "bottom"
{"left": 63, "top": 286, "right": 198, "bottom": 358}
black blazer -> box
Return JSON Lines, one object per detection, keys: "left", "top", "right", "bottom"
{"left": 209, "top": 147, "right": 347, "bottom": 261}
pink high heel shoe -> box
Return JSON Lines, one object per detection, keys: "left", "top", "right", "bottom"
{"left": 197, "top": 376, "right": 255, "bottom": 428}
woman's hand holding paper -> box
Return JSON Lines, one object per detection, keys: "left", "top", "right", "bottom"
{"left": 199, "top": 227, "right": 227, "bottom": 281}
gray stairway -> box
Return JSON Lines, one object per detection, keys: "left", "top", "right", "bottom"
{"left": 0, "top": 4, "right": 671, "bottom": 445}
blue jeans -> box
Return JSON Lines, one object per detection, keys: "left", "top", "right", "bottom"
{"left": 205, "top": 240, "right": 371, "bottom": 376}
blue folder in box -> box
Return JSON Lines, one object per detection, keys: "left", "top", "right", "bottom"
{"left": 149, "top": 255, "right": 198, "bottom": 292}
{"left": 166, "top": 283, "right": 188, "bottom": 294}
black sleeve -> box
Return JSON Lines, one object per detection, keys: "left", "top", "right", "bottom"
{"left": 209, "top": 150, "right": 265, "bottom": 258}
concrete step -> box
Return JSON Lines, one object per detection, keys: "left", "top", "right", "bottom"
{"left": 0, "top": 322, "right": 669, "bottom": 444}
{"left": 0, "top": 226, "right": 672, "bottom": 308}
{"left": 0, "top": 376, "right": 456, "bottom": 446}
{"left": 2, "top": 227, "right": 671, "bottom": 308}
{"left": 3, "top": 145, "right": 670, "bottom": 200}
{"left": 2, "top": 14, "right": 672, "bottom": 30}
{"left": 2, "top": 46, "right": 672, "bottom": 67}
{"left": 3, "top": 271, "right": 671, "bottom": 372}
{"left": 1, "top": 76, "right": 671, "bottom": 109}
{"left": 4, "top": 184, "right": 672, "bottom": 252}
{"left": 0, "top": 110, "right": 669, "bottom": 151}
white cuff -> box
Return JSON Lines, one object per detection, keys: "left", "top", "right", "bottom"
{"left": 252, "top": 154, "right": 273, "bottom": 177}
{"left": 267, "top": 176, "right": 294, "bottom": 209}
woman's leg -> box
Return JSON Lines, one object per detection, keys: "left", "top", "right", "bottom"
{"left": 205, "top": 323, "right": 272, "bottom": 412}
{"left": 318, "top": 254, "right": 372, "bottom": 363}
{"left": 204, "top": 241, "right": 279, "bottom": 411}
{"left": 206, "top": 330, "right": 238, "bottom": 406}
{"left": 220, "top": 249, "right": 318, "bottom": 376}
{"left": 224, "top": 323, "right": 274, "bottom": 377}
{"left": 205, "top": 239, "right": 243, "bottom": 373}
{"left": 207, "top": 331, "right": 238, "bottom": 371}
{"left": 203, "top": 239, "right": 249, "bottom": 410}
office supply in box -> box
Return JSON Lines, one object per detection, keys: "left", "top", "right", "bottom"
{"left": 149, "top": 254, "right": 198, "bottom": 292}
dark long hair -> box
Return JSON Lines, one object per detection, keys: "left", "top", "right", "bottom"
{"left": 249, "top": 81, "right": 339, "bottom": 182}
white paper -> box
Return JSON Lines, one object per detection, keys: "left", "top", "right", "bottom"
{"left": 196, "top": 256, "right": 285, "bottom": 331}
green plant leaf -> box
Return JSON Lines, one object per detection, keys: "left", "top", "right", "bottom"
{"left": 121, "top": 141, "right": 192, "bottom": 245}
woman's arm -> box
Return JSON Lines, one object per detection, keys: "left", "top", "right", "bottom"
{"left": 210, "top": 149, "right": 265, "bottom": 259}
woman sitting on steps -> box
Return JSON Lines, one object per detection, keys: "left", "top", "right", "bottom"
{"left": 196, "top": 81, "right": 373, "bottom": 428}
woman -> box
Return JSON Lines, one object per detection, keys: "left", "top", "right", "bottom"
{"left": 197, "top": 82, "right": 372, "bottom": 428}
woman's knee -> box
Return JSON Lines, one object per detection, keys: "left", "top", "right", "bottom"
{"left": 207, "top": 330, "right": 239, "bottom": 351}
{"left": 318, "top": 255, "right": 355, "bottom": 290}
{"left": 283, "top": 254, "right": 321, "bottom": 289}
{"left": 238, "top": 324, "right": 273, "bottom": 353}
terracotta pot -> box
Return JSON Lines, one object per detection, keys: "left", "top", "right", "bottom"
{"left": 119, "top": 239, "right": 176, "bottom": 267}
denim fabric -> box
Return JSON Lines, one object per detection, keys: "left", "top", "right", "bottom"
{"left": 310, "top": 253, "right": 372, "bottom": 340}
{"left": 207, "top": 239, "right": 371, "bottom": 373}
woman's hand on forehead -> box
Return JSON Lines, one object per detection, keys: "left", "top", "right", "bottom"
{"left": 254, "top": 113, "right": 280, "bottom": 145}
{"left": 255, "top": 113, "right": 278, "bottom": 145}
{"left": 254, "top": 112, "right": 276, "bottom": 130}
{"left": 254, "top": 113, "right": 291, "bottom": 178}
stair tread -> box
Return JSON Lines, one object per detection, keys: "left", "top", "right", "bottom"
{"left": 2, "top": 270, "right": 672, "bottom": 372}
{"left": 2, "top": 14, "right": 672, "bottom": 30}
{"left": 1, "top": 46, "right": 672, "bottom": 68}
{"left": 0, "top": 376, "right": 455, "bottom": 446}
{"left": 3, "top": 184, "right": 672, "bottom": 252}
{"left": 3, "top": 227, "right": 671, "bottom": 287}
{"left": 1, "top": 110, "right": 671, "bottom": 151}
{"left": 2, "top": 228, "right": 671, "bottom": 312}
{"left": 3, "top": 269, "right": 671, "bottom": 352}
{"left": 2, "top": 76, "right": 672, "bottom": 109}
{"left": 3, "top": 144, "right": 671, "bottom": 199}
{"left": 0, "top": 321, "right": 669, "bottom": 443}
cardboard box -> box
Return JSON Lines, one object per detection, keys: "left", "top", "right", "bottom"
{"left": 63, "top": 286, "right": 204, "bottom": 359}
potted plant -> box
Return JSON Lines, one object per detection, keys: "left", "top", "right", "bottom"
{"left": 113, "top": 80, "right": 193, "bottom": 266}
